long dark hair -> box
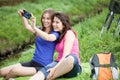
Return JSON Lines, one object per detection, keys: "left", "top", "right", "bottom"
{"left": 41, "top": 8, "right": 55, "bottom": 33}
{"left": 53, "top": 12, "right": 71, "bottom": 42}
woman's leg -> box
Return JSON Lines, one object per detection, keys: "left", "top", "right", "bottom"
{"left": 5, "top": 65, "right": 36, "bottom": 80}
{"left": 0, "top": 63, "right": 20, "bottom": 77}
{"left": 29, "top": 71, "right": 45, "bottom": 80}
{"left": 30, "top": 61, "right": 57, "bottom": 80}
{"left": 51, "top": 55, "right": 74, "bottom": 79}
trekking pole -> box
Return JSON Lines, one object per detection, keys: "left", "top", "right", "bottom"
{"left": 100, "top": 12, "right": 111, "bottom": 37}
{"left": 107, "top": 11, "right": 114, "bottom": 31}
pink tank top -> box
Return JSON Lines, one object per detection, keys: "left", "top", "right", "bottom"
{"left": 55, "top": 30, "right": 80, "bottom": 64}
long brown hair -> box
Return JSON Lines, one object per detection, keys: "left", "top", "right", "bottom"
{"left": 53, "top": 12, "right": 71, "bottom": 42}
{"left": 41, "top": 8, "right": 55, "bottom": 33}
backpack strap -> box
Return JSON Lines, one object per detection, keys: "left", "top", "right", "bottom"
{"left": 95, "top": 64, "right": 113, "bottom": 67}
{"left": 90, "top": 68, "right": 95, "bottom": 78}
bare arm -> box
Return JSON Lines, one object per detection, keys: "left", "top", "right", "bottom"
{"left": 18, "top": 10, "right": 58, "bottom": 41}
{"left": 34, "top": 27, "right": 58, "bottom": 41}
{"left": 31, "top": 16, "right": 58, "bottom": 42}
{"left": 17, "top": 9, "right": 35, "bottom": 33}
{"left": 47, "top": 30, "right": 75, "bottom": 79}
{"left": 55, "top": 30, "right": 75, "bottom": 67}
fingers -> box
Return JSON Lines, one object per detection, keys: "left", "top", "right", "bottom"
{"left": 29, "top": 19, "right": 32, "bottom": 24}
{"left": 47, "top": 74, "right": 52, "bottom": 80}
{"left": 46, "top": 69, "right": 52, "bottom": 79}
{"left": 31, "top": 14, "right": 36, "bottom": 21}
{"left": 31, "top": 17, "right": 36, "bottom": 21}
{"left": 47, "top": 72, "right": 54, "bottom": 80}
{"left": 31, "top": 16, "right": 36, "bottom": 26}
{"left": 31, "top": 13, "right": 34, "bottom": 17}
{"left": 28, "top": 13, "right": 36, "bottom": 24}
{"left": 47, "top": 69, "right": 52, "bottom": 80}
{"left": 47, "top": 68, "right": 51, "bottom": 72}
{"left": 17, "top": 9, "right": 23, "bottom": 16}
{"left": 47, "top": 68, "right": 55, "bottom": 80}
{"left": 30, "top": 17, "right": 36, "bottom": 29}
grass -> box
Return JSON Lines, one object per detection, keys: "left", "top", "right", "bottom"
{"left": 0, "top": 47, "right": 92, "bottom": 80}
{"left": 0, "top": 0, "right": 108, "bottom": 53}
{"left": 0, "top": 62, "right": 92, "bottom": 80}
{"left": 1, "top": 9, "right": 120, "bottom": 80}
{"left": 73, "top": 9, "right": 120, "bottom": 66}
{"left": 1, "top": 0, "right": 120, "bottom": 80}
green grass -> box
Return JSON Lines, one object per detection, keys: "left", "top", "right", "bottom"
{"left": 0, "top": 0, "right": 108, "bottom": 53}
{"left": 1, "top": 0, "right": 120, "bottom": 80}
{"left": 1, "top": 9, "right": 120, "bottom": 80}
{"left": 73, "top": 9, "right": 120, "bottom": 67}
{"left": 0, "top": 47, "right": 92, "bottom": 80}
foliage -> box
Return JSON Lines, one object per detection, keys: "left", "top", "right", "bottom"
{"left": 1, "top": 0, "right": 120, "bottom": 80}
{"left": 0, "top": 0, "right": 108, "bottom": 53}
{"left": 73, "top": 9, "right": 120, "bottom": 67}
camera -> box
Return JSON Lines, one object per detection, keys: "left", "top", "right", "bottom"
{"left": 22, "top": 10, "right": 31, "bottom": 19}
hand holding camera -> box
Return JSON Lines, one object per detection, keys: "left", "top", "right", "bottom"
{"left": 22, "top": 10, "right": 31, "bottom": 19}
{"left": 18, "top": 9, "right": 36, "bottom": 30}
{"left": 22, "top": 10, "right": 32, "bottom": 19}
{"left": 18, "top": 9, "right": 31, "bottom": 19}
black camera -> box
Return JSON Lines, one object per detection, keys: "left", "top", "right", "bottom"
{"left": 22, "top": 10, "right": 31, "bottom": 19}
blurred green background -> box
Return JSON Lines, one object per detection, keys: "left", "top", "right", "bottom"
{"left": 0, "top": 0, "right": 120, "bottom": 80}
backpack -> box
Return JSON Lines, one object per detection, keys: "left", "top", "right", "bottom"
{"left": 90, "top": 52, "right": 119, "bottom": 80}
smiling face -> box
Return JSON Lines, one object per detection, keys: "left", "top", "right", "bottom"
{"left": 40, "top": 9, "right": 55, "bottom": 32}
{"left": 52, "top": 16, "right": 64, "bottom": 33}
{"left": 42, "top": 13, "right": 52, "bottom": 28}
{"left": 52, "top": 12, "right": 71, "bottom": 42}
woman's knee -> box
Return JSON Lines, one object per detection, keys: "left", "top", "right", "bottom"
{"left": 9, "top": 68, "right": 19, "bottom": 76}
{"left": 64, "top": 56, "right": 74, "bottom": 66}
{"left": 8, "top": 64, "right": 22, "bottom": 76}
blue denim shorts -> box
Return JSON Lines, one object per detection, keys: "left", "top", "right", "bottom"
{"left": 39, "top": 54, "right": 82, "bottom": 78}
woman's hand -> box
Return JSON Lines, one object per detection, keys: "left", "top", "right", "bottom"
{"left": 17, "top": 9, "right": 23, "bottom": 17}
{"left": 30, "top": 14, "right": 36, "bottom": 30}
{"left": 47, "top": 67, "right": 56, "bottom": 80}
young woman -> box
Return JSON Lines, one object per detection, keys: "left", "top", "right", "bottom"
{"left": 0, "top": 8, "right": 59, "bottom": 80}
{"left": 30, "top": 12, "right": 82, "bottom": 80}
